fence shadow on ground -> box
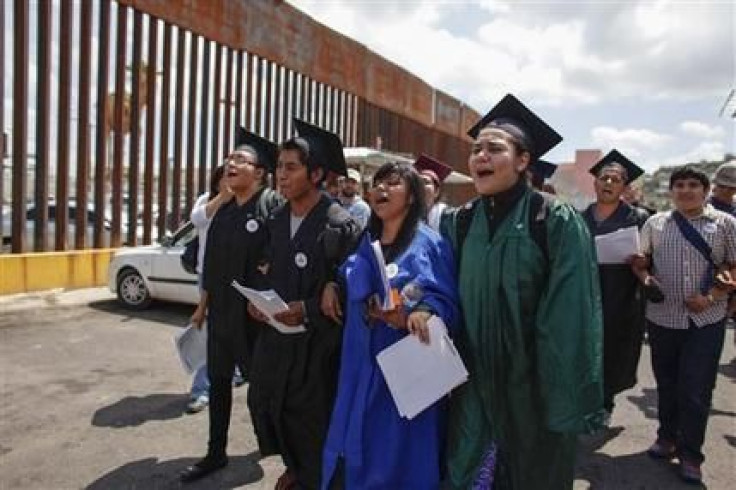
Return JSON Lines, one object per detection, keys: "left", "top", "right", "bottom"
{"left": 84, "top": 451, "right": 263, "bottom": 490}
{"left": 91, "top": 393, "right": 187, "bottom": 428}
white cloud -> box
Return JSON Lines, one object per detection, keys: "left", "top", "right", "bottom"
{"left": 658, "top": 141, "right": 727, "bottom": 168}
{"left": 679, "top": 121, "right": 726, "bottom": 140}
{"left": 288, "top": 0, "right": 732, "bottom": 106}
{"left": 591, "top": 126, "right": 672, "bottom": 157}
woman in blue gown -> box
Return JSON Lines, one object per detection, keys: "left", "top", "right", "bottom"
{"left": 321, "top": 162, "right": 459, "bottom": 490}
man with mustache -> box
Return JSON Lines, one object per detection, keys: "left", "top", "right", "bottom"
{"left": 582, "top": 150, "right": 650, "bottom": 427}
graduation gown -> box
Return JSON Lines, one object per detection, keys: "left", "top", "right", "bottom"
{"left": 247, "top": 195, "right": 361, "bottom": 490}
{"left": 322, "top": 225, "right": 459, "bottom": 490}
{"left": 202, "top": 188, "right": 278, "bottom": 379}
{"left": 444, "top": 186, "right": 603, "bottom": 490}
{"left": 582, "top": 202, "right": 649, "bottom": 400}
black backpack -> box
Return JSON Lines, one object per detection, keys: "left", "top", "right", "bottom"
{"left": 451, "top": 190, "right": 552, "bottom": 265}
{"left": 180, "top": 235, "right": 199, "bottom": 275}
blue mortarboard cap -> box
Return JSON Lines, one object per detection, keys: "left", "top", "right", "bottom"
{"left": 529, "top": 159, "right": 557, "bottom": 180}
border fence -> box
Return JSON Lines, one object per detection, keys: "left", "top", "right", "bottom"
{"left": 2, "top": 0, "right": 478, "bottom": 253}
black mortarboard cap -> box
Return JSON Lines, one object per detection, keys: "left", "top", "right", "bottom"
{"left": 529, "top": 159, "right": 557, "bottom": 180}
{"left": 589, "top": 149, "right": 643, "bottom": 185}
{"left": 293, "top": 119, "right": 348, "bottom": 177}
{"left": 234, "top": 126, "right": 278, "bottom": 172}
{"left": 466, "top": 94, "right": 563, "bottom": 161}
{"left": 414, "top": 154, "right": 453, "bottom": 184}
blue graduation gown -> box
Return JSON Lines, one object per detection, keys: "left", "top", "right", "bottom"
{"left": 322, "top": 224, "right": 459, "bottom": 490}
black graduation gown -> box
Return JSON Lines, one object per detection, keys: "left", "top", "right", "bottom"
{"left": 247, "top": 195, "right": 361, "bottom": 490}
{"left": 202, "top": 188, "right": 278, "bottom": 379}
{"left": 583, "top": 201, "right": 649, "bottom": 399}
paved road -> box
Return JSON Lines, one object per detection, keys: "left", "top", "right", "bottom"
{"left": 0, "top": 288, "right": 734, "bottom": 489}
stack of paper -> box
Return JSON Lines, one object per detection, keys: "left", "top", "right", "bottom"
{"left": 175, "top": 323, "right": 207, "bottom": 374}
{"left": 231, "top": 280, "right": 306, "bottom": 334}
{"left": 594, "top": 226, "right": 640, "bottom": 264}
{"left": 376, "top": 316, "right": 468, "bottom": 419}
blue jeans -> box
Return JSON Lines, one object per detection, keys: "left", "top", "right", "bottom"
{"left": 648, "top": 318, "right": 726, "bottom": 464}
{"left": 190, "top": 364, "right": 210, "bottom": 400}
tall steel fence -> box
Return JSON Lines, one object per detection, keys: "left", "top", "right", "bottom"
{"left": 2, "top": 0, "right": 476, "bottom": 253}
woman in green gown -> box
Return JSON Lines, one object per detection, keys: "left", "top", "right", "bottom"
{"left": 443, "top": 94, "right": 604, "bottom": 489}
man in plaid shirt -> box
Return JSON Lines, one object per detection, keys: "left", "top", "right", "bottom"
{"left": 635, "top": 166, "right": 736, "bottom": 485}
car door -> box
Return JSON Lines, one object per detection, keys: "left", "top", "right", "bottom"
{"left": 150, "top": 222, "right": 200, "bottom": 304}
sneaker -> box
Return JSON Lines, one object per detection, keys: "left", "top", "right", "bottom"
{"left": 679, "top": 460, "right": 702, "bottom": 485}
{"left": 646, "top": 439, "right": 676, "bottom": 459}
{"left": 185, "top": 396, "right": 209, "bottom": 414}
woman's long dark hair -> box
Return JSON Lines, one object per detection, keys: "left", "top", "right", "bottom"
{"left": 367, "top": 162, "right": 427, "bottom": 262}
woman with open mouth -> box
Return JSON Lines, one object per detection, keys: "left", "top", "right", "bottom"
{"left": 443, "top": 94, "right": 604, "bottom": 490}
{"left": 321, "top": 161, "right": 459, "bottom": 489}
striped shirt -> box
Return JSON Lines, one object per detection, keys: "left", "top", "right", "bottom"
{"left": 640, "top": 205, "right": 736, "bottom": 329}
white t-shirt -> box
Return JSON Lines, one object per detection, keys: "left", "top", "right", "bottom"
{"left": 190, "top": 192, "right": 212, "bottom": 275}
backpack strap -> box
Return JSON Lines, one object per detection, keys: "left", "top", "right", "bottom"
{"left": 452, "top": 192, "right": 552, "bottom": 266}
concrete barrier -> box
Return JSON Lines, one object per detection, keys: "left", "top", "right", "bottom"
{"left": 0, "top": 249, "right": 115, "bottom": 295}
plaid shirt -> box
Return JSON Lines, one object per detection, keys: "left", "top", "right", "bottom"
{"left": 640, "top": 205, "right": 736, "bottom": 329}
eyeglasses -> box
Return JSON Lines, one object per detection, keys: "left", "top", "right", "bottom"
{"left": 597, "top": 175, "right": 624, "bottom": 185}
{"left": 228, "top": 152, "right": 255, "bottom": 165}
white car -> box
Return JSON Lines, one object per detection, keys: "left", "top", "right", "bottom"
{"left": 108, "top": 221, "right": 200, "bottom": 309}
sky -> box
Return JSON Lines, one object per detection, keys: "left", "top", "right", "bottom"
{"left": 289, "top": 0, "right": 735, "bottom": 172}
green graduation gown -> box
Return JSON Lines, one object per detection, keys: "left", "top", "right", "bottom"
{"left": 444, "top": 186, "right": 604, "bottom": 490}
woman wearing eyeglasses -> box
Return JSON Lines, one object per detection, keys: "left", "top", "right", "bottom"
{"left": 320, "top": 161, "right": 459, "bottom": 489}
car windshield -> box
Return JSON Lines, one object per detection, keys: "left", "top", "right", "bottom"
{"left": 171, "top": 222, "right": 196, "bottom": 247}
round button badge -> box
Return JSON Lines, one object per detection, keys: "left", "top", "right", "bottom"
{"left": 295, "top": 252, "right": 308, "bottom": 268}
{"left": 386, "top": 263, "right": 399, "bottom": 279}
{"left": 246, "top": 219, "right": 259, "bottom": 233}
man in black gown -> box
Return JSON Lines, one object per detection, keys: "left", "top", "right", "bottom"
{"left": 247, "top": 119, "right": 361, "bottom": 490}
{"left": 582, "top": 150, "right": 650, "bottom": 425}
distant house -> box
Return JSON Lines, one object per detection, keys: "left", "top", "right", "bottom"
{"left": 551, "top": 149, "right": 603, "bottom": 210}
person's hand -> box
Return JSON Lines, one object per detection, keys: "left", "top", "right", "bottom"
{"left": 406, "top": 310, "right": 432, "bottom": 345}
{"left": 273, "top": 302, "right": 306, "bottom": 327}
{"left": 684, "top": 294, "right": 711, "bottom": 313}
{"left": 715, "top": 270, "right": 736, "bottom": 293}
{"left": 367, "top": 296, "right": 407, "bottom": 330}
{"left": 190, "top": 306, "right": 206, "bottom": 329}
{"left": 247, "top": 302, "right": 269, "bottom": 323}
{"left": 217, "top": 179, "right": 234, "bottom": 199}
{"left": 320, "top": 282, "right": 342, "bottom": 324}
{"left": 629, "top": 253, "right": 649, "bottom": 268}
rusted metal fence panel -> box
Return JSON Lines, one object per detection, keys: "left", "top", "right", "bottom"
{"left": 4, "top": 0, "right": 474, "bottom": 254}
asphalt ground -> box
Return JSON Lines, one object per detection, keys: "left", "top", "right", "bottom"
{"left": 0, "top": 288, "right": 734, "bottom": 490}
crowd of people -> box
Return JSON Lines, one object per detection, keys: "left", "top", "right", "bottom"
{"left": 174, "top": 93, "right": 736, "bottom": 489}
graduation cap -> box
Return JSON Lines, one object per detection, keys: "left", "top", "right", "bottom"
{"left": 589, "top": 149, "right": 643, "bottom": 185}
{"left": 293, "top": 119, "right": 348, "bottom": 177}
{"left": 467, "top": 94, "right": 563, "bottom": 161}
{"left": 529, "top": 159, "right": 557, "bottom": 180}
{"left": 234, "top": 126, "right": 278, "bottom": 172}
{"left": 414, "top": 154, "right": 453, "bottom": 185}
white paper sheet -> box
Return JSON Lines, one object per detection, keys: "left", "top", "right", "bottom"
{"left": 231, "top": 280, "right": 306, "bottom": 334}
{"left": 376, "top": 316, "right": 468, "bottom": 419}
{"left": 594, "top": 225, "right": 640, "bottom": 264}
{"left": 370, "top": 239, "right": 394, "bottom": 310}
{"left": 175, "top": 323, "right": 207, "bottom": 374}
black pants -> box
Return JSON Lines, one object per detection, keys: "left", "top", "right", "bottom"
{"left": 648, "top": 319, "right": 725, "bottom": 464}
{"left": 207, "top": 374, "right": 233, "bottom": 458}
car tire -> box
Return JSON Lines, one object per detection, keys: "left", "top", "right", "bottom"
{"left": 116, "top": 268, "right": 152, "bottom": 309}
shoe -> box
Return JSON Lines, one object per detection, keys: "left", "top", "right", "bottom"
{"left": 185, "top": 396, "right": 209, "bottom": 414}
{"left": 679, "top": 460, "right": 702, "bottom": 485}
{"left": 180, "top": 455, "right": 228, "bottom": 483}
{"left": 646, "top": 439, "right": 676, "bottom": 459}
{"left": 643, "top": 277, "right": 665, "bottom": 303}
